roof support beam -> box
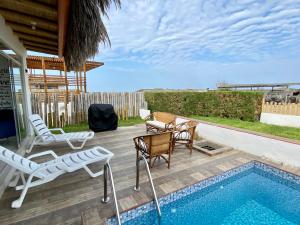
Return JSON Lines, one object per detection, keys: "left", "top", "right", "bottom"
{"left": 0, "top": 9, "right": 57, "bottom": 32}
{"left": 21, "top": 40, "right": 57, "bottom": 51}
{"left": 58, "top": 0, "right": 70, "bottom": 57}
{"left": 16, "top": 32, "right": 57, "bottom": 46}
{"left": 0, "top": 0, "right": 57, "bottom": 21}
{"left": 24, "top": 44, "right": 57, "bottom": 55}
{"left": 6, "top": 21, "right": 57, "bottom": 40}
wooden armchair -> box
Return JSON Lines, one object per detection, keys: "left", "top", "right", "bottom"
{"left": 172, "top": 120, "right": 198, "bottom": 154}
{"left": 133, "top": 132, "right": 173, "bottom": 169}
{"left": 145, "top": 112, "right": 176, "bottom": 133}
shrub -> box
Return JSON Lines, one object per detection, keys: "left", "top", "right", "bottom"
{"left": 144, "top": 91, "right": 264, "bottom": 122}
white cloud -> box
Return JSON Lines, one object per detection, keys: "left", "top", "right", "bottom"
{"left": 98, "top": 0, "right": 300, "bottom": 67}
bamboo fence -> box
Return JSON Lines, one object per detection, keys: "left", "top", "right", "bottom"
{"left": 262, "top": 101, "right": 300, "bottom": 116}
{"left": 31, "top": 92, "right": 148, "bottom": 127}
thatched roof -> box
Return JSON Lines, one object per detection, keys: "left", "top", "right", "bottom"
{"left": 0, "top": 0, "right": 120, "bottom": 70}
{"left": 64, "top": 0, "right": 121, "bottom": 70}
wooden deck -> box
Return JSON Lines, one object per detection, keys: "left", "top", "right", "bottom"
{"left": 0, "top": 124, "right": 296, "bottom": 225}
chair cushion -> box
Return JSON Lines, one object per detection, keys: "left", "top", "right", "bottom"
{"left": 175, "top": 118, "right": 189, "bottom": 125}
{"left": 146, "top": 120, "right": 167, "bottom": 129}
{"left": 173, "top": 131, "right": 191, "bottom": 140}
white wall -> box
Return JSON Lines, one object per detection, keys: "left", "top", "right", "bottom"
{"left": 0, "top": 15, "right": 26, "bottom": 56}
{"left": 260, "top": 112, "right": 300, "bottom": 128}
{"left": 196, "top": 122, "right": 300, "bottom": 167}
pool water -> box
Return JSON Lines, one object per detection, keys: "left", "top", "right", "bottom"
{"left": 110, "top": 163, "right": 300, "bottom": 225}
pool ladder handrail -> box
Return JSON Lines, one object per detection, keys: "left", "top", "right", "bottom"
{"left": 102, "top": 163, "right": 122, "bottom": 225}
{"left": 134, "top": 154, "right": 162, "bottom": 217}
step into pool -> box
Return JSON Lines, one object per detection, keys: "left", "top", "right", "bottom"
{"left": 108, "top": 161, "right": 300, "bottom": 225}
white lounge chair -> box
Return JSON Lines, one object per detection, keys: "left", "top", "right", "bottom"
{"left": 28, "top": 114, "right": 94, "bottom": 153}
{"left": 0, "top": 145, "right": 113, "bottom": 208}
{"left": 139, "top": 109, "right": 151, "bottom": 120}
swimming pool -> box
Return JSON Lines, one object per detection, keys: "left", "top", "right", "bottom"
{"left": 108, "top": 161, "right": 300, "bottom": 225}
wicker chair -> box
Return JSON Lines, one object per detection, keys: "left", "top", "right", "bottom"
{"left": 133, "top": 132, "right": 173, "bottom": 169}
{"left": 145, "top": 112, "right": 176, "bottom": 133}
{"left": 172, "top": 120, "right": 198, "bottom": 154}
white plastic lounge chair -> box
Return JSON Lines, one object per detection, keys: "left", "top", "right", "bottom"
{"left": 27, "top": 114, "right": 94, "bottom": 153}
{"left": 0, "top": 145, "right": 113, "bottom": 208}
{"left": 139, "top": 109, "right": 151, "bottom": 120}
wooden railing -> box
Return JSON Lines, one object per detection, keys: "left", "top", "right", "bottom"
{"left": 262, "top": 101, "right": 300, "bottom": 116}
{"left": 31, "top": 92, "right": 148, "bottom": 127}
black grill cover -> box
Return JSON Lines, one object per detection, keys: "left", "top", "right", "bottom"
{"left": 88, "top": 104, "right": 118, "bottom": 132}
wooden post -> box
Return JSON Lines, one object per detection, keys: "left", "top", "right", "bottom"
{"left": 79, "top": 70, "right": 82, "bottom": 92}
{"left": 29, "top": 69, "right": 32, "bottom": 92}
{"left": 42, "top": 57, "right": 48, "bottom": 125}
{"left": 76, "top": 71, "right": 79, "bottom": 93}
{"left": 63, "top": 61, "right": 68, "bottom": 125}
{"left": 84, "top": 63, "right": 87, "bottom": 93}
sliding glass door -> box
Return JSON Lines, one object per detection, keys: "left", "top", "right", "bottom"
{"left": 0, "top": 49, "right": 26, "bottom": 150}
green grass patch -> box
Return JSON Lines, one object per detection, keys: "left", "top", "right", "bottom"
{"left": 60, "top": 117, "right": 144, "bottom": 133}
{"left": 191, "top": 115, "right": 300, "bottom": 141}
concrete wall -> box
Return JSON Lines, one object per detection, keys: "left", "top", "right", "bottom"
{"left": 196, "top": 122, "right": 300, "bottom": 167}
{"left": 260, "top": 112, "right": 300, "bottom": 128}
{"left": 0, "top": 15, "right": 31, "bottom": 198}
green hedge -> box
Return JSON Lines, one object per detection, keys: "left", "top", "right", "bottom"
{"left": 144, "top": 91, "right": 264, "bottom": 122}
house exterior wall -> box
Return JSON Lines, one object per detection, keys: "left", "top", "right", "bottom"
{"left": 260, "top": 112, "right": 300, "bottom": 128}
{"left": 0, "top": 15, "right": 32, "bottom": 198}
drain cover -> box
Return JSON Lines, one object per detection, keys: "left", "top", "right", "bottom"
{"left": 201, "top": 145, "right": 216, "bottom": 151}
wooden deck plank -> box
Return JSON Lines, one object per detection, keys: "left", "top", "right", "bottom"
{"left": 0, "top": 124, "right": 285, "bottom": 225}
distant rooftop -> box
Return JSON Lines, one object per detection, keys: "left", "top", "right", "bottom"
{"left": 217, "top": 82, "right": 300, "bottom": 91}
{"left": 137, "top": 88, "right": 208, "bottom": 92}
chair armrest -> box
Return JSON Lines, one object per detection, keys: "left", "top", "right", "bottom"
{"left": 165, "top": 121, "right": 175, "bottom": 130}
{"left": 49, "top": 128, "right": 65, "bottom": 134}
{"left": 27, "top": 150, "right": 58, "bottom": 160}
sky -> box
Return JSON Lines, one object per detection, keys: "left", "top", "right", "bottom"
{"left": 38, "top": 0, "right": 300, "bottom": 91}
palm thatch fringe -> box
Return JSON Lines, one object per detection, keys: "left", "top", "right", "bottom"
{"left": 64, "top": 0, "right": 121, "bottom": 70}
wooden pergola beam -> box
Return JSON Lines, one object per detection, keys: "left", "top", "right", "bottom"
{"left": 0, "top": 0, "right": 57, "bottom": 21}
{"left": 6, "top": 21, "right": 57, "bottom": 40}
{"left": 0, "top": 8, "right": 57, "bottom": 32}
{"left": 57, "top": 0, "right": 70, "bottom": 57}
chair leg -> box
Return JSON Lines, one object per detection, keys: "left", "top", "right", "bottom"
{"left": 11, "top": 175, "right": 34, "bottom": 208}
{"left": 168, "top": 151, "right": 171, "bottom": 169}
{"left": 172, "top": 140, "right": 175, "bottom": 154}
{"left": 189, "top": 141, "right": 193, "bottom": 155}
{"left": 84, "top": 165, "right": 104, "bottom": 178}
{"left": 26, "top": 137, "right": 38, "bottom": 153}
{"left": 149, "top": 157, "right": 152, "bottom": 168}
